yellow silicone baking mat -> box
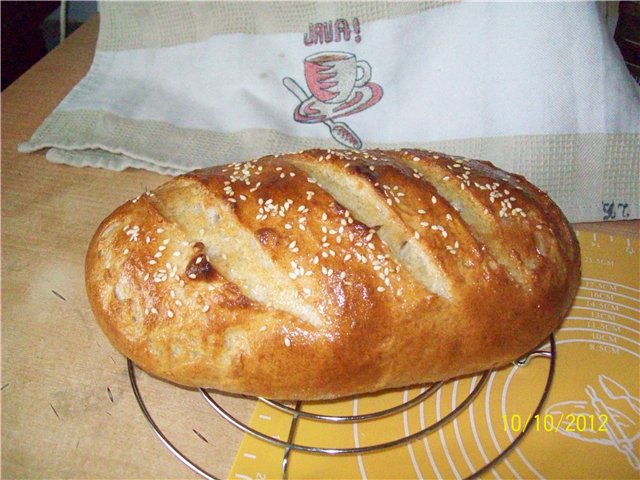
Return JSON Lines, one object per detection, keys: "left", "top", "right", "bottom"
{"left": 229, "top": 230, "right": 639, "bottom": 479}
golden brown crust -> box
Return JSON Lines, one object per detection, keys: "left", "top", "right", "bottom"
{"left": 85, "top": 149, "right": 580, "bottom": 400}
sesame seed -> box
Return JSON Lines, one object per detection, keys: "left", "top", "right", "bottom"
{"left": 431, "top": 196, "right": 437, "bottom": 204}
{"left": 151, "top": 307, "right": 158, "bottom": 314}
{"left": 167, "top": 310, "right": 174, "bottom": 318}
{"left": 173, "top": 251, "right": 181, "bottom": 257}
{"left": 202, "top": 305, "right": 210, "bottom": 313}
{"left": 377, "top": 286, "right": 386, "bottom": 292}
{"left": 284, "top": 337, "right": 291, "bottom": 347}
{"left": 188, "top": 273, "right": 196, "bottom": 279}
{"left": 259, "top": 326, "right": 267, "bottom": 332}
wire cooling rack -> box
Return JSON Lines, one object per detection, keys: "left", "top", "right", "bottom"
{"left": 128, "top": 335, "right": 556, "bottom": 479}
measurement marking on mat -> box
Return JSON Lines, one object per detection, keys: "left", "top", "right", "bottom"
{"left": 235, "top": 474, "right": 252, "bottom": 480}
{"left": 243, "top": 453, "right": 257, "bottom": 459}
{"left": 259, "top": 414, "right": 272, "bottom": 420}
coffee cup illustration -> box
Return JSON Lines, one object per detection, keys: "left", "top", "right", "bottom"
{"left": 284, "top": 49, "right": 383, "bottom": 149}
{"left": 304, "top": 51, "right": 372, "bottom": 104}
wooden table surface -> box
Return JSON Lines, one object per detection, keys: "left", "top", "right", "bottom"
{"left": 2, "top": 15, "right": 638, "bottom": 479}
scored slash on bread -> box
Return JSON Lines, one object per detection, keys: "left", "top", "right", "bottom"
{"left": 86, "top": 149, "right": 580, "bottom": 400}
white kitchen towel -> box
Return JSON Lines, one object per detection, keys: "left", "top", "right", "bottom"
{"left": 19, "top": 1, "right": 640, "bottom": 222}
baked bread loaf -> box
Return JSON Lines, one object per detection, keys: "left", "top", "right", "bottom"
{"left": 86, "top": 149, "right": 580, "bottom": 400}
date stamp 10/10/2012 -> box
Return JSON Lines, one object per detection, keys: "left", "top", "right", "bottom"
{"left": 503, "top": 414, "right": 609, "bottom": 433}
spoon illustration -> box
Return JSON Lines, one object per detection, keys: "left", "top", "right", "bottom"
{"left": 283, "top": 77, "right": 363, "bottom": 150}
